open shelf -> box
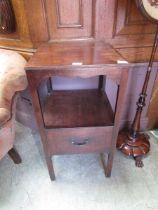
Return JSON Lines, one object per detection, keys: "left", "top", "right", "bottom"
{"left": 43, "top": 89, "right": 114, "bottom": 128}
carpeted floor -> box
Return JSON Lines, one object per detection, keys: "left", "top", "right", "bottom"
{"left": 0, "top": 122, "right": 158, "bottom": 210}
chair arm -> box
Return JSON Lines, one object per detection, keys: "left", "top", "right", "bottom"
{"left": 0, "top": 108, "right": 10, "bottom": 127}
{"left": 0, "top": 49, "right": 27, "bottom": 127}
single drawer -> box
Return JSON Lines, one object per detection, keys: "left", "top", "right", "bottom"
{"left": 46, "top": 126, "right": 113, "bottom": 155}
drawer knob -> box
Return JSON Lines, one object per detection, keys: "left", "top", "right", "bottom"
{"left": 71, "top": 139, "right": 89, "bottom": 146}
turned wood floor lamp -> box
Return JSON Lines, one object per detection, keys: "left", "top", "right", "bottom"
{"left": 117, "top": 0, "right": 158, "bottom": 167}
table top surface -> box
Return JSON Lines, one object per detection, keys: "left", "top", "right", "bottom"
{"left": 26, "top": 42, "right": 129, "bottom": 70}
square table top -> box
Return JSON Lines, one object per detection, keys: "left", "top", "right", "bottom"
{"left": 25, "top": 42, "right": 129, "bottom": 70}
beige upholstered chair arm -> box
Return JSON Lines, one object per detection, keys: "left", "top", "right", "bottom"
{"left": 0, "top": 49, "right": 28, "bottom": 127}
{"left": 0, "top": 108, "right": 10, "bottom": 127}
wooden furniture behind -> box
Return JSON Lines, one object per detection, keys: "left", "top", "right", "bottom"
{"left": 1, "top": 1, "right": 158, "bottom": 60}
{"left": 25, "top": 42, "right": 129, "bottom": 180}
{"left": 0, "top": 0, "right": 16, "bottom": 34}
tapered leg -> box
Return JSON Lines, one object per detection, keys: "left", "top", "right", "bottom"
{"left": 100, "top": 152, "right": 114, "bottom": 177}
{"left": 8, "top": 147, "right": 22, "bottom": 164}
{"left": 46, "top": 155, "right": 56, "bottom": 181}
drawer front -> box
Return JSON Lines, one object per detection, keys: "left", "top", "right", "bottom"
{"left": 46, "top": 126, "right": 113, "bottom": 155}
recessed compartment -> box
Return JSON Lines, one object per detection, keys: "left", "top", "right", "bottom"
{"left": 43, "top": 89, "right": 114, "bottom": 128}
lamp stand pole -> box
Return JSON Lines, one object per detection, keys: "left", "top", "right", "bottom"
{"left": 117, "top": 26, "right": 158, "bottom": 167}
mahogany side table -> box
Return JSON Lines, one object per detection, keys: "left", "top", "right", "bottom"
{"left": 25, "top": 42, "right": 129, "bottom": 180}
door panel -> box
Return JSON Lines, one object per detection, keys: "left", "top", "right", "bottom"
{"left": 45, "top": 0, "right": 94, "bottom": 40}
{"left": 110, "top": 0, "right": 157, "bottom": 48}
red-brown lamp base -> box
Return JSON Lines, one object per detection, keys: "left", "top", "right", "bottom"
{"left": 117, "top": 131, "right": 150, "bottom": 167}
